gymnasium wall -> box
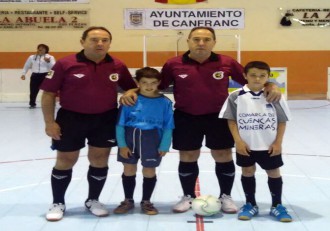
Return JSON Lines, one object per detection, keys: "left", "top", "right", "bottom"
{"left": 0, "top": 0, "right": 329, "bottom": 98}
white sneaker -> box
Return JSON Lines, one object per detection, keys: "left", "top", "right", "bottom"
{"left": 220, "top": 194, "right": 238, "bottom": 214}
{"left": 46, "top": 203, "right": 66, "bottom": 221}
{"left": 172, "top": 195, "right": 193, "bottom": 213}
{"left": 85, "top": 199, "right": 109, "bottom": 217}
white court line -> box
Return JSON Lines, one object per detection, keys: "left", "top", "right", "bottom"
{"left": 0, "top": 152, "right": 329, "bottom": 165}
{"left": 160, "top": 170, "right": 330, "bottom": 181}
{"left": 1, "top": 172, "right": 330, "bottom": 193}
{"left": 0, "top": 174, "right": 124, "bottom": 193}
{"left": 0, "top": 181, "right": 49, "bottom": 193}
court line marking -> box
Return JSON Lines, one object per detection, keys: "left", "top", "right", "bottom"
{"left": 1, "top": 152, "right": 330, "bottom": 165}
{"left": 191, "top": 178, "right": 206, "bottom": 231}
{"left": 1, "top": 171, "right": 330, "bottom": 193}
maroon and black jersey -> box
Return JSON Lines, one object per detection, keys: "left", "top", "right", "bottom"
{"left": 41, "top": 50, "right": 137, "bottom": 114}
{"left": 159, "top": 51, "right": 246, "bottom": 115}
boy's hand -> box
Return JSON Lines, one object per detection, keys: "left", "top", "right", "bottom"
{"left": 236, "top": 140, "right": 251, "bottom": 156}
{"left": 269, "top": 143, "right": 282, "bottom": 156}
{"left": 119, "top": 147, "right": 132, "bottom": 159}
{"left": 159, "top": 151, "right": 167, "bottom": 157}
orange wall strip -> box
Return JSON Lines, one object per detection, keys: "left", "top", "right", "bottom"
{"left": 1, "top": 51, "right": 329, "bottom": 95}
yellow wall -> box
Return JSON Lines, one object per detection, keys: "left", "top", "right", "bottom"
{"left": 1, "top": 0, "right": 330, "bottom": 96}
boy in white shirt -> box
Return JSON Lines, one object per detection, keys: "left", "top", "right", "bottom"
{"left": 219, "top": 61, "right": 292, "bottom": 222}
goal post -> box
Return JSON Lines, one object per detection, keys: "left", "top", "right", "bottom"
{"left": 143, "top": 33, "right": 241, "bottom": 68}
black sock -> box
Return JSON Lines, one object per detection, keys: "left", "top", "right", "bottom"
{"left": 86, "top": 166, "right": 108, "bottom": 201}
{"left": 268, "top": 177, "right": 283, "bottom": 207}
{"left": 215, "top": 161, "right": 235, "bottom": 197}
{"left": 178, "top": 161, "right": 199, "bottom": 198}
{"left": 241, "top": 175, "right": 257, "bottom": 206}
{"left": 51, "top": 168, "right": 72, "bottom": 204}
{"left": 142, "top": 176, "right": 157, "bottom": 201}
{"left": 122, "top": 174, "right": 136, "bottom": 200}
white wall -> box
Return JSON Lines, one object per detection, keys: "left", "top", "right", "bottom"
{"left": 0, "top": 68, "right": 144, "bottom": 102}
{"left": 0, "top": 69, "right": 31, "bottom": 102}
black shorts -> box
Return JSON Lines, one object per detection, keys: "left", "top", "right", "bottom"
{"left": 172, "top": 110, "right": 234, "bottom": 151}
{"left": 236, "top": 150, "right": 284, "bottom": 170}
{"left": 117, "top": 127, "right": 162, "bottom": 168}
{"left": 51, "top": 108, "right": 118, "bottom": 152}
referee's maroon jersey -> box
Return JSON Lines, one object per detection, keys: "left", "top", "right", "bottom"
{"left": 41, "top": 51, "right": 137, "bottom": 114}
{"left": 159, "top": 51, "right": 246, "bottom": 115}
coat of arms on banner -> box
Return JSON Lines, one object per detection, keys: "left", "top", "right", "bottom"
{"left": 155, "top": 0, "right": 207, "bottom": 4}
{"left": 129, "top": 11, "right": 143, "bottom": 26}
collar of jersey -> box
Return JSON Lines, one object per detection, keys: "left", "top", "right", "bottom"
{"left": 182, "top": 51, "right": 219, "bottom": 63}
{"left": 76, "top": 50, "right": 113, "bottom": 63}
{"left": 243, "top": 85, "right": 264, "bottom": 96}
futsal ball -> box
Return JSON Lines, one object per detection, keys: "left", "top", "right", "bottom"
{"left": 191, "top": 195, "right": 221, "bottom": 216}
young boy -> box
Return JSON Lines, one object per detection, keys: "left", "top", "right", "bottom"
{"left": 219, "top": 61, "right": 292, "bottom": 222}
{"left": 114, "top": 67, "right": 174, "bottom": 215}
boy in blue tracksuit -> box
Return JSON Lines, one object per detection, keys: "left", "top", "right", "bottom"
{"left": 114, "top": 67, "right": 174, "bottom": 215}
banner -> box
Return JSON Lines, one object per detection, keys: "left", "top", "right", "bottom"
{"left": 279, "top": 8, "right": 330, "bottom": 28}
{"left": 155, "top": 0, "right": 206, "bottom": 4}
{"left": 124, "top": 8, "right": 244, "bottom": 30}
{"left": 0, "top": 9, "right": 89, "bottom": 30}
{"left": 0, "top": 0, "right": 89, "bottom": 3}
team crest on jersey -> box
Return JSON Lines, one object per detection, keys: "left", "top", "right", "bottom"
{"left": 213, "top": 71, "right": 224, "bottom": 80}
{"left": 109, "top": 73, "right": 119, "bottom": 82}
{"left": 178, "top": 74, "right": 188, "bottom": 79}
{"left": 46, "top": 70, "right": 54, "bottom": 79}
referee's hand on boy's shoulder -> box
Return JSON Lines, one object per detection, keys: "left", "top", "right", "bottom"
{"left": 120, "top": 88, "right": 139, "bottom": 106}
{"left": 264, "top": 83, "right": 281, "bottom": 103}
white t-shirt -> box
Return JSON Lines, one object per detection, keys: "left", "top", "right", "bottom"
{"left": 219, "top": 85, "right": 291, "bottom": 150}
